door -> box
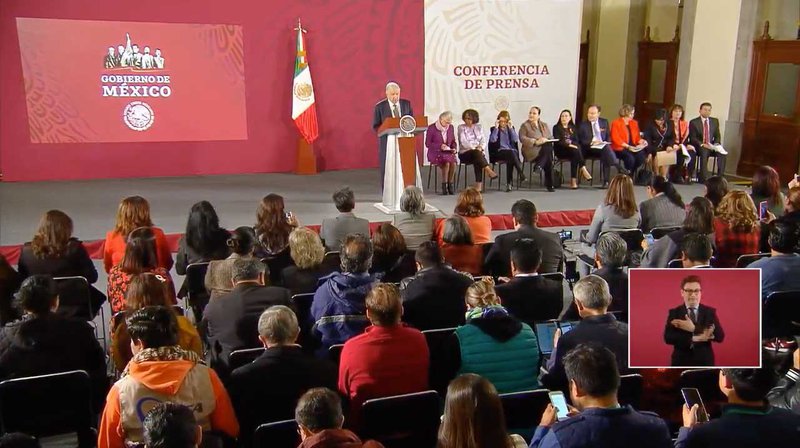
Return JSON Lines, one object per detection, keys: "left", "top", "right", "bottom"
{"left": 635, "top": 41, "right": 679, "bottom": 125}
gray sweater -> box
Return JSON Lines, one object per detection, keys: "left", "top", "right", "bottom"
{"left": 586, "top": 204, "right": 641, "bottom": 244}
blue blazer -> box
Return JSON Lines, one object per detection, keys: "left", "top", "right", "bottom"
{"left": 577, "top": 118, "right": 610, "bottom": 148}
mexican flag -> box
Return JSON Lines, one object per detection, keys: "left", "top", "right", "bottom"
{"left": 291, "top": 24, "right": 319, "bottom": 144}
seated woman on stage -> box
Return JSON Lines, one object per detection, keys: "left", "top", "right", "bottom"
{"left": 552, "top": 109, "right": 592, "bottom": 189}
{"left": 713, "top": 191, "right": 761, "bottom": 268}
{"left": 642, "top": 108, "right": 675, "bottom": 177}
{"left": 457, "top": 109, "right": 497, "bottom": 192}
{"left": 609, "top": 104, "right": 648, "bottom": 175}
{"left": 436, "top": 187, "right": 492, "bottom": 245}
{"left": 488, "top": 110, "right": 527, "bottom": 192}
{"left": 104, "top": 196, "right": 173, "bottom": 273}
{"left": 440, "top": 216, "right": 483, "bottom": 276}
{"left": 427, "top": 111, "right": 458, "bottom": 195}
{"left": 519, "top": 106, "right": 556, "bottom": 192}
{"left": 586, "top": 174, "right": 641, "bottom": 244}
{"left": 668, "top": 104, "right": 695, "bottom": 183}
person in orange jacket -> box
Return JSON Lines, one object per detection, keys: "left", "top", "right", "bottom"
{"left": 610, "top": 104, "right": 649, "bottom": 176}
{"left": 98, "top": 306, "right": 238, "bottom": 448}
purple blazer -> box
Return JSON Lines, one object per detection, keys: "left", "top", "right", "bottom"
{"left": 426, "top": 123, "right": 457, "bottom": 165}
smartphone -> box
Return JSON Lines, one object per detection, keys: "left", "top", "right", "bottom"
{"left": 548, "top": 391, "right": 570, "bottom": 421}
{"left": 559, "top": 321, "right": 579, "bottom": 334}
{"left": 285, "top": 211, "right": 292, "bottom": 220}
{"left": 759, "top": 201, "right": 768, "bottom": 220}
{"left": 644, "top": 233, "right": 655, "bottom": 246}
{"left": 558, "top": 230, "right": 573, "bottom": 241}
{"left": 681, "top": 388, "right": 710, "bottom": 423}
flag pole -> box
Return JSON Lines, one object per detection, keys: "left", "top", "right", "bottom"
{"left": 293, "top": 18, "right": 318, "bottom": 175}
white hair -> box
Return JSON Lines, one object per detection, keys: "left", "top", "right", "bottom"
{"left": 439, "top": 111, "right": 453, "bottom": 121}
{"left": 385, "top": 82, "right": 400, "bottom": 92}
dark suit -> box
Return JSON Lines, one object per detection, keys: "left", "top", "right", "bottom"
{"left": 642, "top": 121, "right": 673, "bottom": 155}
{"left": 664, "top": 303, "right": 725, "bottom": 366}
{"left": 562, "top": 266, "right": 629, "bottom": 321}
{"left": 400, "top": 266, "right": 472, "bottom": 331}
{"left": 494, "top": 275, "right": 563, "bottom": 323}
{"left": 228, "top": 345, "right": 337, "bottom": 446}
{"left": 688, "top": 116, "right": 726, "bottom": 181}
{"left": 484, "top": 224, "right": 564, "bottom": 278}
{"left": 372, "top": 98, "right": 413, "bottom": 189}
{"left": 577, "top": 118, "right": 620, "bottom": 181}
{"left": 201, "top": 283, "right": 292, "bottom": 370}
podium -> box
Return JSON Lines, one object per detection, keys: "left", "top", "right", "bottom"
{"left": 374, "top": 115, "right": 429, "bottom": 214}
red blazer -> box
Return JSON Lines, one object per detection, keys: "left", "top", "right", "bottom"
{"left": 103, "top": 226, "right": 174, "bottom": 273}
{"left": 610, "top": 117, "right": 642, "bottom": 152}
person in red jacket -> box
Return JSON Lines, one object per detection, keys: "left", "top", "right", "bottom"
{"left": 338, "top": 283, "right": 430, "bottom": 422}
{"left": 104, "top": 196, "right": 173, "bottom": 273}
{"left": 610, "top": 104, "right": 648, "bottom": 175}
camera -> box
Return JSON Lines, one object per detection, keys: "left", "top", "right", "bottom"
{"left": 557, "top": 229, "right": 573, "bottom": 242}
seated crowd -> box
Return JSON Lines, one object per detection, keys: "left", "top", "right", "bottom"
{"left": 0, "top": 162, "right": 798, "bottom": 448}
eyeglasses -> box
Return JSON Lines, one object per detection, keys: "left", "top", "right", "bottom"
{"left": 682, "top": 288, "right": 702, "bottom": 294}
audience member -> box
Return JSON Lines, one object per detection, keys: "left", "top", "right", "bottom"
{"left": 427, "top": 111, "right": 458, "bottom": 195}
{"left": 205, "top": 226, "right": 257, "bottom": 299}
{"left": 143, "top": 403, "right": 201, "bottom": 448}
{"left": 495, "top": 238, "right": 562, "bottom": 323}
{"left": 767, "top": 346, "right": 800, "bottom": 413}
{"left": 689, "top": 102, "right": 727, "bottom": 183}
{"left": 552, "top": 109, "right": 592, "bottom": 189}
{"left": 295, "top": 388, "right": 384, "bottom": 448}
{"left": 255, "top": 193, "right": 298, "bottom": 257}
{"left": 489, "top": 110, "right": 528, "bottom": 192}
{"left": 98, "top": 306, "right": 239, "bottom": 448}
{"left": 229, "top": 306, "right": 337, "bottom": 444}
{"left": 676, "top": 368, "right": 800, "bottom": 447}
{"left": 704, "top": 175, "right": 729, "bottom": 210}
{"left": 175, "top": 200, "right": 230, "bottom": 280}
{"left": 782, "top": 186, "right": 800, "bottom": 226}
{"left": 0, "top": 275, "right": 107, "bottom": 406}
{"left": 202, "top": 258, "right": 291, "bottom": 370}
{"left": 641, "top": 196, "right": 715, "bottom": 268}
{"left": 713, "top": 191, "right": 761, "bottom": 268}
{"left": 749, "top": 220, "right": 800, "bottom": 300}
{"left": 16, "top": 210, "right": 105, "bottom": 317}
{"left": 531, "top": 345, "right": 671, "bottom": 448}
{"left": 437, "top": 187, "right": 492, "bottom": 245}
{"left": 609, "top": 104, "right": 648, "bottom": 175}
{"left": 438, "top": 374, "right": 527, "bottom": 448}
{"left": 586, "top": 174, "right": 641, "bottom": 244}
{"left": 485, "top": 199, "right": 563, "bottom": 277}
{"left": 103, "top": 195, "right": 173, "bottom": 273}
{"left": 369, "top": 223, "right": 415, "bottom": 282}
{"left": 0, "top": 433, "right": 40, "bottom": 448}
{"left": 457, "top": 108, "right": 498, "bottom": 192}
{"left": 392, "top": 186, "right": 436, "bottom": 250}
{"left": 577, "top": 104, "right": 627, "bottom": 188}
{"left": 518, "top": 106, "right": 554, "bottom": 192}
{"left": 338, "top": 284, "right": 429, "bottom": 416}
{"left": 642, "top": 108, "right": 674, "bottom": 177}
{"left": 681, "top": 232, "right": 714, "bottom": 268}
{"left": 111, "top": 273, "right": 202, "bottom": 372}
{"left": 751, "top": 165, "right": 786, "bottom": 219}
{"left": 441, "top": 215, "right": 484, "bottom": 275}
{"left": 542, "top": 276, "right": 629, "bottom": 391}
{"left": 437, "top": 278, "right": 539, "bottom": 394}
{"left": 639, "top": 176, "right": 685, "bottom": 233}
{"left": 311, "top": 234, "right": 376, "bottom": 351}
{"left": 564, "top": 232, "right": 628, "bottom": 321}
{"left": 399, "top": 241, "right": 472, "bottom": 331}
{"left": 0, "top": 255, "right": 20, "bottom": 325}
{"left": 320, "top": 187, "right": 369, "bottom": 252}
{"left": 107, "top": 227, "right": 176, "bottom": 313}
{"left": 667, "top": 104, "right": 696, "bottom": 184}
{"left": 281, "top": 227, "right": 336, "bottom": 296}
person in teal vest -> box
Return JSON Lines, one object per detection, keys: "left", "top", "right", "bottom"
{"left": 434, "top": 278, "right": 540, "bottom": 394}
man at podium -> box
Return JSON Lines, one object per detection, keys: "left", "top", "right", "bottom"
{"left": 372, "top": 82, "right": 413, "bottom": 191}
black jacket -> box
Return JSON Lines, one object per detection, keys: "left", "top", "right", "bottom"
{"left": 768, "top": 368, "right": 800, "bottom": 414}
{"left": 664, "top": 303, "right": 725, "bottom": 366}
{"left": 642, "top": 121, "right": 673, "bottom": 150}
{"left": 494, "top": 275, "right": 562, "bottom": 324}
{"left": 484, "top": 225, "right": 563, "bottom": 278}
{"left": 175, "top": 232, "right": 231, "bottom": 275}
{"left": 675, "top": 403, "right": 800, "bottom": 448}
{"left": 228, "top": 345, "right": 337, "bottom": 445}
{"left": 281, "top": 264, "right": 337, "bottom": 297}
{"left": 399, "top": 265, "right": 472, "bottom": 331}
{"left": 562, "top": 266, "right": 629, "bottom": 321}
{"left": 370, "top": 252, "right": 417, "bottom": 284}
{"left": 201, "top": 283, "right": 291, "bottom": 370}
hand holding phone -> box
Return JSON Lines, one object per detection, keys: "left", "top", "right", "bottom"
{"left": 548, "top": 391, "right": 571, "bottom": 422}
{"left": 644, "top": 233, "right": 655, "bottom": 246}
{"left": 681, "top": 388, "right": 709, "bottom": 424}
{"left": 759, "top": 201, "right": 768, "bottom": 220}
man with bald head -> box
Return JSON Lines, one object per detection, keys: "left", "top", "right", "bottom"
{"left": 372, "top": 82, "right": 414, "bottom": 190}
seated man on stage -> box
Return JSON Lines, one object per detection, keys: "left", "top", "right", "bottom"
{"left": 577, "top": 104, "right": 628, "bottom": 189}
{"left": 371, "top": 82, "right": 413, "bottom": 191}
{"left": 689, "top": 102, "right": 728, "bottom": 183}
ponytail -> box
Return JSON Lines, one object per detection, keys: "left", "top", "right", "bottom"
{"left": 651, "top": 176, "right": 684, "bottom": 208}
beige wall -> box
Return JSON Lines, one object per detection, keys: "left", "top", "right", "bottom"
{"left": 760, "top": 0, "right": 800, "bottom": 40}
{"left": 592, "top": 0, "right": 632, "bottom": 112}
{"left": 645, "top": 0, "right": 679, "bottom": 41}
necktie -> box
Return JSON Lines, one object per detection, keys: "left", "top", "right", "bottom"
{"left": 392, "top": 104, "right": 400, "bottom": 118}
{"left": 703, "top": 119, "right": 710, "bottom": 145}
{"left": 688, "top": 307, "right": 697, "bottom": 323}
{"left": 592, "top": 121, "right": 601, "bottom": 141}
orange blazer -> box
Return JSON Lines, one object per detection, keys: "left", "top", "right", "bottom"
{"left": 671, "top": 119, "right": 690, "bottom": 145}
{"left": 103, "top": 226, "right": 174, "bottom": 273}
{"left": 436, "top": 215, "right": 492, "bottom": 246}
{"left": 610, "top": 118, "right": 642, "bottom": 152}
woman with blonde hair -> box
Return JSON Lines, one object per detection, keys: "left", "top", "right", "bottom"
{"left": 437, "top": 374, "right": 527, "bottom": 448}
{"left": 488, "top": 110, "right": 527, "bottom": 192}
{"left": 435, "top": 278, "right": 540, "bottom": 394}
{"left": 281, "top": 227, "right": 336, "bottom": 295}
{"left": 586, "top": 174, "right": 641, "bottom": 244}
{"left": 436, "top": 187, "right": 492, "bottom": 245}
{"left": 713, "top": 191, "right": 761, "bottom": 267}
{"left": 103, "top": 196, "right": 173, "bottom": 273}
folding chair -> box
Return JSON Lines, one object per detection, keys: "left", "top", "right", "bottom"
{"left": 0, "top": 370, "right": 95, "bottom": 447}
{"left": 53, "top": 276, "right": 107, "bottom": 350}
{"left": 735, "top": 253, "right": 770, "bottom": 268}
{"left": 228, "top": 347, "right": 266, "bottom": 371}
{"left": 253, "top": 419, "right": 299, "bottom": 448}
{"left": 322, "top": 251, "right": 341, "bottom": 272}
{"left": 291, "top": 292, "right": 316, "bottom": 350}
{"left": 329, "top": 343, "right": 345, "bottom": 367}
{"left": 261, "top": 248, "right": 294, "bottom": 286}
{"left": 499, "top": 389, "right": 550, "bottom": 443}
{"left": 763, "top": 290, "right": 800, "bottom": 339}
{"left": 185, "top": 262, "right": 210, "bottom": 319}
{"left": 667, "top": 259, "right": 683, "bottom": 269}
{"left": 618, "top": 373, "right": 644, "bottom": 410}
{"left": 361, "top": 390, "right": 441, "bottom": 448}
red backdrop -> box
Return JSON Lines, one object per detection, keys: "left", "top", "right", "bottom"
{"left": 0, "top": 0, "right": 423, "bottom": 181}
{"left": 628, "top": 269, "right": 761, "bottom": 368}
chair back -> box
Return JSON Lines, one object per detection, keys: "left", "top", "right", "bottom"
{"left": 605, "top": 229, "right": 645, "bottom": 253}
{"left": 481, "top": 242, "right": 494, "bottom": 259}
{"left": 228, "top": 347, "right": 267, "bottom": 371}
{"left": 667, "top": 259, "right": 682, "bottom": 269}
{"left": 52, "top": 276, "right": 92, "bottom": 320}
{"left": 291, "top": 292, "right": 317, "bottom": 350}
{"left": 253, "top": 419, "right": 299, "bottom": 448}
{"left": 422, "top": 327, "right": 457, "bottom": 355}
{"left": 650, "top": 226, "right": 680, "bottom": 240}
{"left": 499, "top": 389, "right": 550, "bottom": 438}
{"left": 735, "top": 252, "right": 771, "bottom": 268}
{"left": 764, "top": 290, "right": 800, "bottom": 338}
{"left": 186, "top": 262, "right": 211, "bottom": 315}
{"left": 322, "top": 251, "right": 341, "bottom": 272}
{"left": 329, "top": 343, "right": 345, "bottom": 367}
{"left": 618, "top": 373, "right": 644, "bottom": 410}
{"left": 261, "top": 248, "right": 294, "bottom": 285}
{"left": 0, "top": 370, "right": 95, "bottom": 446}
{"left": 361, "top": 390, "right": 441, "bottom": 448}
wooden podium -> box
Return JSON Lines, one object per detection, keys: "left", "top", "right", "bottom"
{"left": 374, "top": 115, "right": 428, "bottom": 213}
